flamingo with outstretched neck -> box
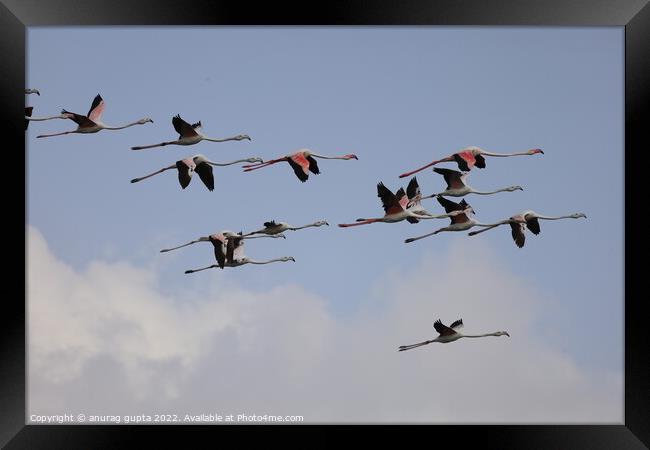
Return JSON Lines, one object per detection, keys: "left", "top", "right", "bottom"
{"left": 34, "top": 94, "right": 153, "bottom": 138}
{"left": 419, "top": 168, "right": 523, "bottom": 198}
{"left": 398, "top": 146, "right": 543, "bottom": 177}
{"left": 242, "top": 148, "right": 358, "bottom": 182}
{"left": 131, "top": 114, "right": 250, "bottom": 150}
{"left": 130, "top": 155, "right": 263, "bottom": 191}
{"left": 398, "top": 319, "right": 510, "bottom": 351}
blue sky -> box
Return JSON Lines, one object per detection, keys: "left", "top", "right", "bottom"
{"left": 27, "top": 27, "right": 623, "bottom": 422}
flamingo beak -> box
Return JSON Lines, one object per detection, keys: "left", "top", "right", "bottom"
{"left": 505, "top": 332, "right": 510, "bottom": 337}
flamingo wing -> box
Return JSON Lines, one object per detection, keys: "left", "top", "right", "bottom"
{"left": 433, "top": 168, "right": 465, "bottom": 190}
{"left": 434, "top": 319, "right": 457, "bottom": 337}
{"left": 87, "top": 94, "right": 105, "bottom": 122}
{"left": 25, "top": 106, "right": 33, "bottom": 130}
{"left": 226, "top": 235, "right": 244, "bottom": 262}
{"left": 450, "top": 319, "right": 464, "bottom": 329}
{"left": 172, "top": 115, "right": 199, "bottom": 138}
{"left": 377, "top": 182, "right": 403, "bottom": 215}
{"left": 194, "top": 162, "right": 214, "bottom": 191}
{"left": 509, "top": 222, "right": 526, "bottom": 248}
{"left": 61, "top": 109, "right": 95, "bottom": 127}
{"left": 474, "top": 153, "right": 486, "bottom": 168}
{"left": 306, "top": 155, "right": 320, "bottom": 175}
{"left": 524, "top": 214, "right": 541, "bottom": 235}
{"left": 287, "top": 153, "right": 310, "bottom": 182}
{"left": 263, "top": 220, "right": 278, "bottom": 228}
{"left": 406, "top": 177, "right": 421, "bottom": 201}
{"left": 396, "top": 188, "right": 409, "bottom": 209}
{"left": 437, "top": 196, "right": 471, "bottom": 224}
{"left": 452, "top": 151, "right": 476, "bottom": 171}
{"left": 209, "top": 234, "right": 227, "bottom": 268}
{"left": 175, "top": 159, "right": 195, "bottom": 189}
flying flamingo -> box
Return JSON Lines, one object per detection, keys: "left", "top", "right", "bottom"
{"left": 241, "top": 148, "right": 358, "bottom": 182}
{"left": 34, "top": 94, "right": 153, "bottom": 138}
{"left": 25, "top": 89, "right": 40, "bottom": 96}
{"left": 160, "top": 230, "right": 285, "bottom": 256}
{"left": 130, "top": 155, "right": 263, "bottom": 191}
{"left": 338, "top": 181, "right": 463, "bottom": 228}
{"left": 25, "top": 107, "right": 33, "bottom": 130}
{"left": 398, "top": 319, "right": 510, "bottom": 351}
{"left": 404, "top": 196, "right": 522, "bottom": 243}
{"left": 403, "top": 176, "right": 446, "bottom": 220}
{"left": 468, "top": 210, "right": 587, "bottom": 247}
{"left": 418, "top": 168, "right": 523, "bottom": 198}
{"left": 243, "top": 220, "right": 329, "bottom": 237}
{"left": 184, "top": 236, "right": 295, "bottom": 273}
{"left": 131, "top": 114, "right": 250, "bottom": 150}
{"left": 398, "top": 146, "right": 544, "bottom": 177}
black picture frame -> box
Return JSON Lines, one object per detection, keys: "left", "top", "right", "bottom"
{"left": 2, "top": 0, "right": 647, "bottom": 447}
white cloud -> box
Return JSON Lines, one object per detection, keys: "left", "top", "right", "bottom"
{"left": 27, "top": 226, "right": 621, "bottom": 423}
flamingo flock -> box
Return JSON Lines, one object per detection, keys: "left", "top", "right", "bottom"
{"left": 26, "top": 88, "right": 586, "bottom": 353}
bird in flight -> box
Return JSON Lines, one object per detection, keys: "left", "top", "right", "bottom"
{"left": 398, "top": 146, "right": 544, "bottom": 177}
{"left": 418, "top": 168, "right": 523, "bottom": 198}
{"left": 243, "top": 220, "right": 329, "bottom": 236}
{"left": 184, "top": 234, "right": 295, "bottom": 273}
{"left": 130, "top": 155, "right": 263, "bottom": 191}
{"left": 131, "top": 114, "right": 250, "bottom": 150}
{"left": 338, "top": 180, "right": 462, "bottom": 228}
{"left": 33, "top": 94, "right": 153, "bottom": 138}
{"left": 242, "top": 148, "right": 358, "bottom": 182}
{"left": 160, "top": 230, "right": 285, "bottom": 255}
{"left": 398, "top": 319, "right": 510, "bottom": 351}
{"left": 468, "top": 210, "right": 587, "bottom": 248}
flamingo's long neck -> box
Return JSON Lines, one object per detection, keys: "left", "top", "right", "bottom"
{"left": 207, "top": 158, "right": 261, "bottom": 167}
{"left": 102, "top": 121, "right": 143, "bottom": 130}
{"left": 310, "top": 153, "right": 347, "bottom": 160}
{"left": 535, "top": 214, "right": 578, "bottom": 221}
{"left": 203, "top": 135, "right": 244, "bottom": 143}
{"left": 480, "top": 150, "right": 532, "bottom": 157}
{"left": 131, "top": 165, "right": 176, "bottom": 183}
{"left": 338, "top": 218, "right": 382, "bottom": 227}
{"left": 460, "top": 332, "right": 502, "bottom": 338}
{"left": 471, "top": 187, "right": 512, "bottom": 195}
{"left": 246, "top": 258, "right": 287, "bottom": 265}
{"left": 290, "top": 222, "right": 319, "bottom": 230}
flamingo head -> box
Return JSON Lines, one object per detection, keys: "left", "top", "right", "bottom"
{"left": 281, "top": 257, "right": 296, "bottom": 262}
{"left": 343, "top": 154, "right": 358, "bottom": 160}
{"left": 506, "top": 185, "right": 524, "bottom": 192}
{"left": 245, "top": 157, "right": 263, "bottom": 164}
{"left": 529, "top": 148, "right": 544, "bottom": 155}
{"left": 496, "top": 331, "right": 510, "bottom": 337}
{"left": 138, "top": 117, "right": 154, "bottom": 124}
{"left": 235, "top": 134, "right": 252, "bottom": 141}
{"left": 314, "top": 220, "right": 329, "bottom": 227}
{"left": 571, "top": 213, "right": 587, "bottom": 219}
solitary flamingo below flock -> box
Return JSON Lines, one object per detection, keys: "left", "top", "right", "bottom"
{"left": 419, "top": 168, "right": 523, "bottom": 198}
{"left": 338, "top": 179, "right": 463, "bottom": 228}
{"left": 242, "top": 148, "right": 358, "bottom": 182}
{"left": 131, "top": 114, "right": 250, "bottom": 150}
{"left": 244, "top": 220, "right": 329, "bottom": 236}
{"left": 468, "top": 210, "right": 587, "bottom": 248}
{"left": 130, "top": 155, "right": 263, "bottom": 191}
{"left": 160, "top": 230, "right": 285, "bottom": 261}
{"left": 398, "top": 319, "right": 510, "bottom": 351}
{"left": 399, "top": 146, "right": 544, "bottom": 177}
{"left": 29, "top": 94, "right": 153, "bottom": 138}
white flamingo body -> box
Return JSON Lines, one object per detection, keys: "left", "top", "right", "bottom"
{"left": 131, "top": 114, "right": 250, "bottom": 150}
{"left": 399, "top": 319, "right": 510, "bottom": 351}
{"left": 34, "top": 94, "right": 153, "bottom": 138}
